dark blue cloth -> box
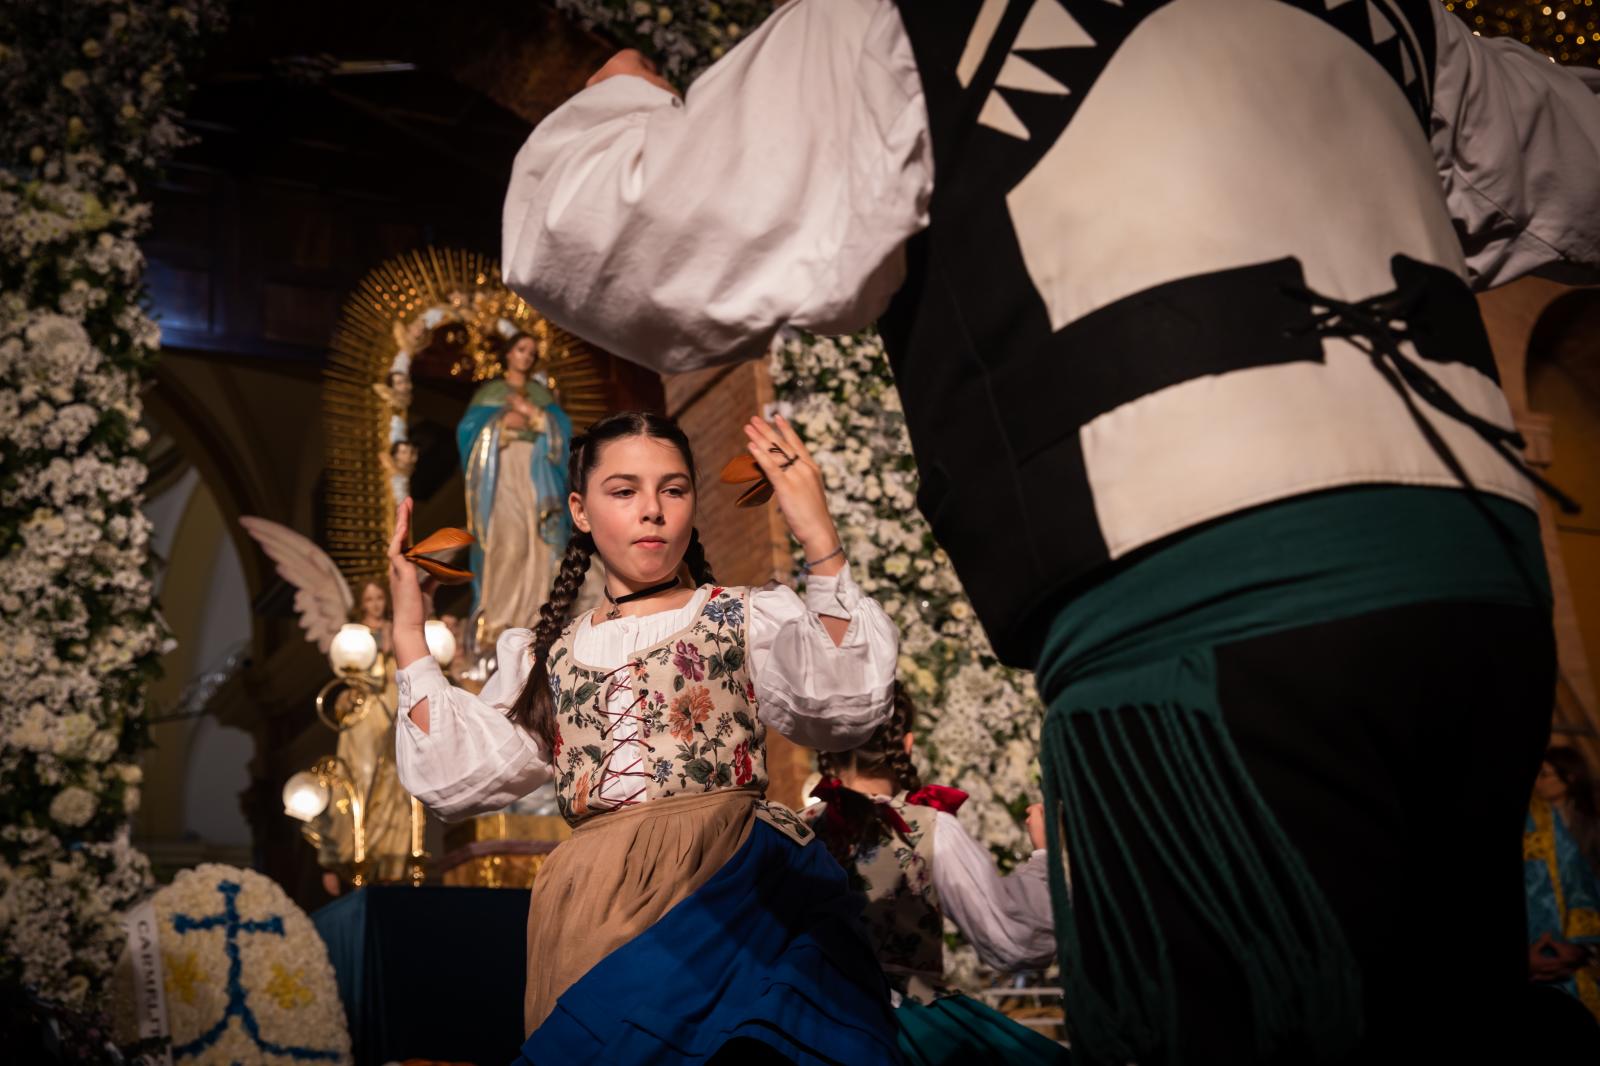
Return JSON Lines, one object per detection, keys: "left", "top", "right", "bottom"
{"left": 312, "top": 885, "right": 528, "bottom": 1066}
{"left": 517, "top": 821, "right": 903, "bottom": 1064}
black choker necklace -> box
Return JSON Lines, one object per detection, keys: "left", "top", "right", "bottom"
{"left": 604, "top": 577, "right": 683, "bottom": 620}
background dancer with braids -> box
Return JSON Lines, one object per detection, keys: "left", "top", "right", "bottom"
{"left": 390, "top": 411, "right": 904, "bottom": 1064}
{"left": 807, "top": 683, "right": 1066, "bottom": 1065}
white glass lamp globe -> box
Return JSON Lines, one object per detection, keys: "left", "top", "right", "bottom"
{"left": 282, "top": 771, "right": 331, "bottom": 822}
{"left": 328, "top": 623, "right": 378, "bottom": 675}
{"left": 424, "top": 619, "right": 456, "bottom": 666}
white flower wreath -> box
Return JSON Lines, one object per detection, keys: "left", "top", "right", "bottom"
{"left": 114, "top": 864, "right": 352, "bottom": 1065}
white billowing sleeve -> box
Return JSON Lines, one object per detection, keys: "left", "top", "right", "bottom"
{"left": 933, "top": 810, "right": 1058, "bottom": 972}
{"left": 394, "top": 628, "right": 553, "bottom": 822}
{"left": 747, "top": 566, "right": 898, "bottom": 752}
{"left": 501, "top": 0, "right": 931, "bottom": 374}
{"left": 1431, "top": 6, "right": 1600, "bottom": 288}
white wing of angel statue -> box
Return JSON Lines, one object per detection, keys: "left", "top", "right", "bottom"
{"left": 238, "top": 516, "right": 353, "bottom": 654}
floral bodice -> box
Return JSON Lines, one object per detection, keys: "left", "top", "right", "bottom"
{"left": 544, "top": 585, "right": 811, "bottom": 844}
{"left": 805, "top": 787, "right": 944, "bottom": 998}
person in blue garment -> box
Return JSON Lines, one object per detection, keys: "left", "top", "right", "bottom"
{"left": 456, "top": 329, "right": 573, "bottom": 651}
{"left": 806, "top": 683, "right": 1069, "bottom": 1064}
{"left": 1526, "top": 747, "right": 1600, "bottom": 1023}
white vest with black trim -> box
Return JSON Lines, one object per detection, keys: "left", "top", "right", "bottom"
{"left": 880, "top": 0, "right": 1535, "bottom": 667}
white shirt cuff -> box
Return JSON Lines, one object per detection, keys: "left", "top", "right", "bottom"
{"left": 803, "top": 562, "right": 862, "bottom": 620}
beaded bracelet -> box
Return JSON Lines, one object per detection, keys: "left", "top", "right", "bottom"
{"left": 799, "top": 545, "right": 845, "bottom": 574}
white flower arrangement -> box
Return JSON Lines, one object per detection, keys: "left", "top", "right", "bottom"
{"left": 770, "top": 332, "right": 1045, "bottom": 859}
{"left": 114, "top": 864, "right": 352, "bottom": 1065}
{"left": 0, "top": 0, "right": 223, "bottom": 1032}
{"left": 554, "top": 0, "right": 775, "bottom": 79}
{"left": 772, "top": 331, "right": 1050, "bottom": 992}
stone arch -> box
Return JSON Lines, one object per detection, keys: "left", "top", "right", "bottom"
{"left": 1479, "top": 279, "right": 1600, "bottom": 767}
{"left": 1526, "top": 289, "right": 1600, "bottom": 760}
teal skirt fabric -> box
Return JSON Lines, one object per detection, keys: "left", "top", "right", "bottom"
{"left": 897, "top": 993, "right": 1071, "bottom": 1065}
{"left": 1033, "top": 486, "right": 1550, "bottom": 1064}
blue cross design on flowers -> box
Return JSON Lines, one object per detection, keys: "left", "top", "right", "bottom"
{"left": 169, "top": 880, "right": 343, "bottom": 1062}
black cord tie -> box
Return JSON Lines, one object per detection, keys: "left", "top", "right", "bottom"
{"left": 1284, "top": 281, "right": 1580, "bottom": 516}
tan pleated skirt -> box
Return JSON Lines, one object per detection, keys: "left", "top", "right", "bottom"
{"left": 521, "top": 789, "right": 758, "bottom": 1036}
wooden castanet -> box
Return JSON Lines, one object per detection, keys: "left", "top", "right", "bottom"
{"left": 405, "top": 527, "right": 475, "bottom": 584}
{"left": 719, "top": 453, "right": 774, "bottom": 508}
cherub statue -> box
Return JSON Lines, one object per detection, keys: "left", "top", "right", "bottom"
{"left": 371, "top": 369, "right": 413, "bottom": 414}
{"left": 380, "top": 438, "right": 419, "bottom": 511}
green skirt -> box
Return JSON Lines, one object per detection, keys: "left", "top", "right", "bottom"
{"left": 897, "top": 993, "right": 1071, "bottom": 1065}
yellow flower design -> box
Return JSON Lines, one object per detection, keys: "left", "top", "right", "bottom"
{"left": 265, "top": 962, "right": 314, "bottom": 1009}
{"left": 165, "top": 950, "right": 204, "bottom": 1005}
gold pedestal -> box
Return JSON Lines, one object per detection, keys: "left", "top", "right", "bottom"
{"left": 438, "top": 812, "right": 571, "bottom": 888}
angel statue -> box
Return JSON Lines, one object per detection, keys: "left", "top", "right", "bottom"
{"left": 457, "top": 328, "right": 575, "bottom": 650}
{"left": 239, "top": 516, "right": 415, "bottom": 886}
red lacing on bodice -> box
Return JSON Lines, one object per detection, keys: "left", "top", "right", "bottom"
{"left": 587, "top": 661, "right": 657, "bottom": 809}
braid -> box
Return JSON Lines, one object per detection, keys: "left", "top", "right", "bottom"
{"left": 812, "top": 686, "right": 922, "bottom": 865}
{"left": 882, "top": 686, "right": 922, "bottom": 793}
{"left": 816, "top": 747, "right": 848, "bottom": 783}
{"left": 506, "top": 532, "right": 594, "bottom": 748}
{"left": 818, "top": 683, "right": 922, "bottom": 794}
{"left": 684, "top": 527, "right": 715, "bottom": 586}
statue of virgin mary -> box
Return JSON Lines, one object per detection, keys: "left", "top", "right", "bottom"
{"left": 458, "top": 329, "right": 573, "bottom": 649}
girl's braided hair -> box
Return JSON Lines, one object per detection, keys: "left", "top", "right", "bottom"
{"left": 817, "top": 682, "right": 922, "bottom": 794}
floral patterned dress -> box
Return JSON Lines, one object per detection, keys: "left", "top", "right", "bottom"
{"left": 806, "top": 783, "right": 948, "bottom": 1003}
{"left": 545, "top": 585, "right": 811, "bottom": 844}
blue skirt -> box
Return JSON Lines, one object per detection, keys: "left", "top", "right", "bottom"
{"left": 515, "top": 820, "right": 903, "bottom": 1064}
{"left": 897, "top": 994, "right": 1072, "bottom": 1065}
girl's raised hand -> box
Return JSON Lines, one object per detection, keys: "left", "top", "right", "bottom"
{"left": 744, "top": 414, "right": 841, "bottom": 570}
{"left": 387, "top": 497, "right": 427, "bottom": 631}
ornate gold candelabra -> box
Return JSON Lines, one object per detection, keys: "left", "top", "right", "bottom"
{"left": 282, "top": 621, "right": 455, "bottom": 887}
{"left": 284, "top": 755, "right": 370, "bottom": 886}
